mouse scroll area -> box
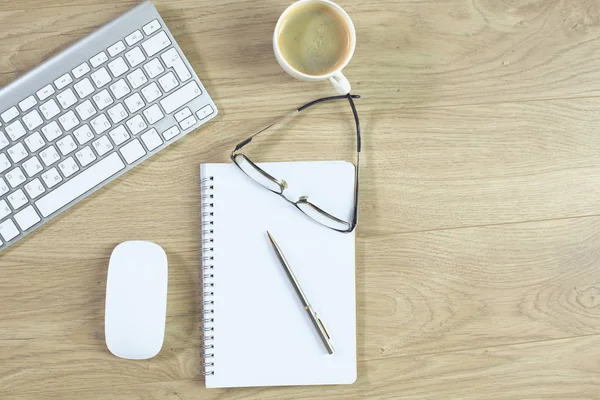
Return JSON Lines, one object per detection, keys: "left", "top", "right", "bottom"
{"left": 105, "top": 241, "right": 168, "bottom": 360}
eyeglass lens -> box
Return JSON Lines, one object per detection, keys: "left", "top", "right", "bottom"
{"left": 234, "top": 153, "right": 352, "bottom": 231}
{"left": 233, "top": 154, "right": 283, "bottom": 194}
{"left": 295, "top": 201, "right": 351, "bottom": 231}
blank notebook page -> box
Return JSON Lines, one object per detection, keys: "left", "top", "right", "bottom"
{"left": 201, "top": 161, "right": 356, "bottom": 388}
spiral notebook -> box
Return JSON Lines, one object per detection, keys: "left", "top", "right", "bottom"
{"left": 200, "top": 161, "right": 357, "bottom": 388}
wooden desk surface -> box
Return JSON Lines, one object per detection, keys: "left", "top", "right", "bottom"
{"left": 1, "top": 0, "right": 600, "bottom": 399}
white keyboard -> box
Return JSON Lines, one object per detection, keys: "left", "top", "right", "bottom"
{"left": 0, "top": 1, "right": 218, "bottom": 252}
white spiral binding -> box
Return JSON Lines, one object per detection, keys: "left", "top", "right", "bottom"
{"left": 200, "top": 176, "right": 215, "bottom": 376}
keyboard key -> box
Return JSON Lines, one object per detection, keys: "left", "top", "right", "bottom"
{"left": 158, "top": 71, "right": 178, "bottom": 93}
{"left": 58, "top": 111, "right": 79, "bottom": 131}
{"left": 14, "top": 206, "right": 40, "bottom": 231}
{"left": 24, "top": 179, "right": 45, "bottom": 200}
{"left": 74, "top": 125, "right": 94, "bottom": 145}
{"left": 54, "top": 73, "right": 73, "bottom": 90}
{"left": 141, "top": 82, "right": 162, "bottom": 103}
{"left": 107, "top": 103, "right": 128, "bottom": 124}
{"left": 37, "top": 153, "right": 125, "bottom": 217}
{"left": 108, "top": 57, "right": 129, "bottom": 78}
{"left": 144, "top": 58, "right": 165, "bottom": 79}
{"left": 109, "top": 125, "right": 130, "bottom": 146}
{"left": 160, "top": 81, "right": 202, "bottom": 114}
{"left": 0, "top": 132, "right": 9, "bottom": 150}
{"left": 0, "top": 219, "right": 19, "bottom": 241}
{"left": 143, "top": 19, "right": 161, "bottom": 35}
{"left": 40, "top": 99, "right": 61, "bottom": 120}
{"left": 0, "top": 178, "right": 8, "bottom": 195}
{"left": 93, "top": 89, "right": 114, "bottom": 110}
{"left": 173, "top": 60, "right": 191, "bottom": 82}
{"left": 162, "top": 125, "right": 180, "bottom": 141}
{"left": 91, "top": 67, "right": 112, "bottom": 88}
{"left": 125, "top": 47, "right": 146, "bottom": 68}
{"left": 8, "top": 189, "right": 28, "bottom": 210}
{"left": 75, "top": 100, "right": 97, "bottom": 121}
{"left": 74, "top": 78, "right": 95, "bottom": 99}
{"left": 120, "top": 139, "right": 146, "bottom": 164}
{"left": 179, "top": 115, "right": 197, "bottom": 131}
{"left": 92, "top": 135, "right": 113, "bottom": 156}
{"left": 161, "top": 48, "right": 191, "bottom": 81}
{"left": 141, "top": 128, "right": 162, "bottom": 151}
{"left": 1, "top": 107, "right": 19, "bottom": 123}
{"left": 143, "top": 104, "right": 164, "bottom": 124}
{"left": 108, "top": 40, "right": 126, "bottom": 57}
{"left": 8, "top": 143, "right": 28, "bottom": 163}
{"left": 126, "top": 115, "right": 147, "bottom": 135}
{"left": 196, "top": 104, "right": 215, "bottom": 120}
{"left": 6, "top": 166, "right": 26, "bottom": 188}
{"left": 0, "top": 153, "right": 11, "bottom": 173}
{"left": 124, "top": 93, "right": 145, "bottom": 114}
{"left": 142, "top": 31, "right": 171, "bottom": 57}
{"left": 109, "top": 79, "right": 131, "bottom": 100}
{"left": 18, "top": 96, "right": 37, "bottom": 112}
{"left": 40, "top": 146, "right": 60, "bottom": 167}
{"left": 125, "top": 30, "right": 143, "bottom": 46}
{"left": 22, "top": 110, "right": 43, "bottom": 130}
{"left": 6, "top": 120, "right": 27, "bottom": 141}
{"left": 75, "top": 146, "right": 96, "bottom": 167}
{"left": 41, "top": 121, "right": 63, "bottom": 142}
{"left": 0, "top": 200, "right": 10, "bottom": 220}
{"left": 72, "top": 62, "right": 91, "bottom": 79}
{"left": 90, "top": 51, "right": 108, "bottom": 68}
{"left": 36, "top": 85, "right": 55, "bottom": 101}
{"left": 58, "top": 157, "right": 79, "bottom": 178}
{"left": 174, "top": 107, "right": 191, "bottom": 122}
{"left": 91, "top": 114, "right": 111, "bottom": 134}
{"left": 127, "top": 68, "right": 148, "bottom": 89}
{"left": 57, "top": 88, "right": 78, "bottom": 109}
{"left": 23, "top": 156, "right": 43, "bottom": 177}
{"left": 42, "top": 167, "right": 62, "bottom": 188}
{"left": 161, "top": 48, "right": 180, "bottom": 65}
{"left": 57, "top": 135, "right": 77, "bottom": 155}
{"left": 24, "top": 132, "right": 45, "bottom": 152}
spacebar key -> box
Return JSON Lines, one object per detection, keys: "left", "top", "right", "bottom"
{"left": 36, "top": 153, "right": 125, "bottom": 217}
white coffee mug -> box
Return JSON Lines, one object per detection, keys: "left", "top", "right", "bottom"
{"left": 273, "top": 0, "right": 356, "bottom": 95}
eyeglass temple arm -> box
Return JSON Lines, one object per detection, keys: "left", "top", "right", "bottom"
{"left": 232, "top": 94, "right": 361, "bottom": 153}
{"left": 297, "top": 94, "right": 361, "bottom": 112}
{"left": 232, "top": 112, "right": 296, "bottom": 155}
{"left": 346, "top": 94, "right": 361, "bottom": 230}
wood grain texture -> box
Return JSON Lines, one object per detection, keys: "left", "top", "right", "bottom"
{"left": 1, "top": 0, "right": 600, "bottom": 399}
{"left": 4, "top": 336, "right": 600, "bottom": 399}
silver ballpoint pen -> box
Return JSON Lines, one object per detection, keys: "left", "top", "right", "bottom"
{"left": 266, "top": 231, "right": 335, "bottom": 355}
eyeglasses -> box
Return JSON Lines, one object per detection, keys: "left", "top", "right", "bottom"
{"left": 231, "top": 93, "right": 361, "bottom": 233}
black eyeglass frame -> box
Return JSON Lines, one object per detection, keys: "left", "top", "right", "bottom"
{"left": 230, "top": 94, "right": 361, "bottom": 233}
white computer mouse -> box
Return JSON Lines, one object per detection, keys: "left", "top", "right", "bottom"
{"left": 105, "top": 241, "right": 168, "bottom": 360}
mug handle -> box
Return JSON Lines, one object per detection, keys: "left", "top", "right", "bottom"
{"left": 329, "top": 71, "right": 351, "bottom": 95}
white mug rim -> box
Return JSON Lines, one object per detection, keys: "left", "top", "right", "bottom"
{"left": 273, "top": 0, "right": 356, "bottom": 80}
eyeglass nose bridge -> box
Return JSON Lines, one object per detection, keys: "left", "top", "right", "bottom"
{"left": 280, "top": 180, "right": 307, "bottom": 204}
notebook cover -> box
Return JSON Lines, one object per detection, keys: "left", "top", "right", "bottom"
{"left": 200, "top": 161, "right": 357, "bottom": 388}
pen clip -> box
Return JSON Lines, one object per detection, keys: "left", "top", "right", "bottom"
{"left": 317, "top": 316, "right": 331, "bottom": 340}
